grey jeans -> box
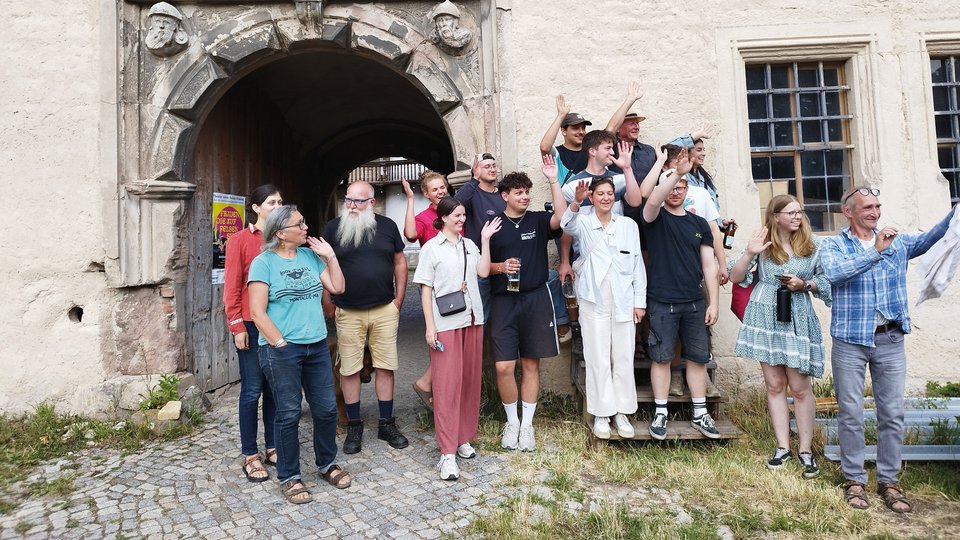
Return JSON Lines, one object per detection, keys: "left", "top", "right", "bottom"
{"left": 831, "top": 327, "right": 907, "bottom": 485}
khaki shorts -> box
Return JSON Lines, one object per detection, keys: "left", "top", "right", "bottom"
{"left": 335, "top": 302, "right": 400, "bottom": 375}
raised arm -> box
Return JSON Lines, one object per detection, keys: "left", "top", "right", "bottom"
{"left": 400, "top": 178, "right": 419, "bottom": 243}
{"left": 307, "top": 236, "right": 344, "bottom": 295}
{"left": 540, "top": 95, "right": 570, "bottom": 155}
{"left": 643, "top": 147, "right": 692, "bottom": 223}
{"left": 904, "top": 207, "right": 955, "bottom": 259}
{"left": 639, "top": 143, "right": 667, "bottom": 200}
{"left": 561, "top": 180, "right": 590, "bottom": 235}
{"left": 543, "top": 153, "right": 568, "bottom": 229}
{"left": 820, "top": 236, "right": 884, "bottom": 285}
{"left": 613, "top": 140, "right": 643, "bottom": 207}
{"left": 729, "top": 227, "right": 770, "bottom": 283}
{"left": 605, "top": 81, "right": 642, "bottom": 133}
{"left": 477, "top": 217, "right": 502, "bottom": 278}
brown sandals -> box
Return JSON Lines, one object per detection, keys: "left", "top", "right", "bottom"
{"left": 243, "top": 454, "right": 270, "bottom": 483}
{"left": 842, "top": 480, "right": 869, "bottom": 510}
{"left": 280, "top": 479, "right": 312, "bottom": 504}
{"left": 321, "top": 464, "right": 352, "bottom": 489}
{"left": 264, "top": 448, "right": 277, "bottom": 467}
{"left": 877, "top": 482, "right": 913, "bottom": 513}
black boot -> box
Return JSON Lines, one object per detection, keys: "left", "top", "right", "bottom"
{"left": 343, "top": 421, "right": 363, "bottom": 454}
{"left": 377, "top": 417, "right": 409, "bottom": 449}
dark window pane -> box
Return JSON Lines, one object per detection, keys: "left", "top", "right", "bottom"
{"left": 750, "top": 123, "right": 770, "bottom": 148}
{"left": 933, "top": 87, "right": 951, "bottom": 111}
{"left": 825, "top": 92, "right": 841, "bottom": 115}
{"left": 806, "top": 208, "right": 825, "bottom": 231}
{"left": 939, "top": 146, "right": 957, "bottom": 169}
{"left": 770, "top": 66, "right": 790, "bottom": 89}
{"left": 946, "top": 171, "right": 959, "bottom": 201}
{"left": 826, "top": 176, "right": 845, "bottom": 204}
{"left": 936, "top": 114, "right": 955, "bottom": 140}
{"left": 772, "top": 93, "right": 792, "bottom": 118}
{"left": 788, "top": 179, "right": 797, "bottom": 196}
{"left": 826, "top": 150, "right": 845, "bottom": 175}
{"left": 748, "top": 94, "right": 768, "bottom": 119}
{"left": 800, "top": 120, "right": 823, "bottom": 143}
{"left": 801, "top": 151, "right": 825, "bottom": 177}
{"left": 931, "top": 58, "right": 947, "bottom": 83}
{"left": 823, "top": 69, "right": 839, "bottom": 87}
{"left": 803, "top": 177, "right": 828, "bottom": 205}
{"left": 746, "top": 67, "right": 767, "bottom": 90}
{"left": 827, "top": 119, "right": 844, "bottom": 141}
{"left": 751, "top": 156, "right": 771, "bottom": 180}
{"left": 771, "top": 155, "right": 795, "bottom": 179}
{"left": 798, "top": 68, "right": 818, "bottom": 88}
{"left": 799, "top": 93, "right": 821, "bottom": 117}
{"left": 773, "top": 122, "right": 793, "bottom": 147}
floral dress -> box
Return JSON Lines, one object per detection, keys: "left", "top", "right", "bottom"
{"left": 727, "top": 239, "right": 832, "bottom": 377}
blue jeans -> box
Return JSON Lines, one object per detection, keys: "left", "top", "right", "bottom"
{"left": 547, "top": 269, "right": 570, "bottom": 326}
{"left": 259, "top": 339, "right": 339, "bottom": 484}
{"left": 237, "top": 321, "right": 275, "bottom": 456}
{"left": 832, "top": 327, "right": 907, "bottom": 485}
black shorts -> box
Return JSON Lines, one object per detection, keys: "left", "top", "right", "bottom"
{"left": 647, "top": 299, "right": 711, "bottom": 364}
{"left": 488, "top": 285, "right": 559, "bottom": 362}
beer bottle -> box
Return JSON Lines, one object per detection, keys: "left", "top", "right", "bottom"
{"left": 722, "top": 222, "right": 737, "bottom": 249}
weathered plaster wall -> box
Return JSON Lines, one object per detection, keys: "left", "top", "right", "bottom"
{"left": 509, "top": 0, "right": 960, "bottom": 393}
{"left": 0, "top": 1, "right": 120, "bottom": 413}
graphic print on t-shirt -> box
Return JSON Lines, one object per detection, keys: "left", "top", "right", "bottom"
{"left": 277, "top": 267, "right": 322, "bottom": 302}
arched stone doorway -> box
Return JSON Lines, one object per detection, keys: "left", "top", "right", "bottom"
{"left": 115, "top": 2, "right": 514, "bottom": 390}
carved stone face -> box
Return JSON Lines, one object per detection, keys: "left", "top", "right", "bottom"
{"left": 435, "top": 14, "right": 458, "bottom": 39}
{"left": 146, "top": 14, "right": 179, "bottom": 49}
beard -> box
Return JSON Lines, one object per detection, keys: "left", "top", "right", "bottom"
{"left": 337, "top": 204, "right": 377, "bottom": 249}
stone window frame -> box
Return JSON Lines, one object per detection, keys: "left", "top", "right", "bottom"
{"left": 924, "top": 35, "right": 960, "bottom": 204}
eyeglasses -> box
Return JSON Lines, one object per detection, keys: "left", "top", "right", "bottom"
{"left": 669, "top": 185, "right": 688, "bottom": 193}
{"left": 282, "top": 220, "right": 307, "bottom": 230}
{"left": 344, "top": 197, "right": 372, "bottom": 207}
{"left": 776, "top": 210, "right": 806, "bottom": 218}
{"left": 841, "top": 188, "right": 880, "bottom": 205}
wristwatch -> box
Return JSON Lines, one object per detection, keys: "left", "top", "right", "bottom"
{"left": 803, "top": 281, "right": 812, "bottom": 292}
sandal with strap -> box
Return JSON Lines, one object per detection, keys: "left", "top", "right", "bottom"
{"left": 877, "top": 482, "right": 913, "bottom": 513}
{"left": 320, "top": 464, "right": 352, "bottom": 489}
{"left": 280, "top": 479, "right": 312, "bottom": 504}
{"left": 242, "top": 454, "right": 270, "bottom": 483}
{"left": 264, "top": 448, "right": 277, "bottom": 467}
{"left": 842, "top": 480, "right": 869, "bottom": 510}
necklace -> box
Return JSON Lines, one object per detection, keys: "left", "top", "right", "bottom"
{"left": 503, "top": 212, "right": 526, "bottom": 229}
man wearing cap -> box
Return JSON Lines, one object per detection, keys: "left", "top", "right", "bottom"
{"left": 605, "top": 82, "right": 658, "bottom": 182}
{"left": 539, "top": 95, "right": 591, "bottom": 186}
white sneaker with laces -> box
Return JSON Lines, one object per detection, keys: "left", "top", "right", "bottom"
{"left": 501, "top": 422, "right": 520, "bottom": 450}
{"left": 456, "top": 442, "right": 477, "bottom": 459}
{"left": 518, "top": 425, "right": 536, "bottom": 452}
{"left": 614, "top": 414, "right": 635, "bottom": 438}
{"left": 593, "top": 416, "right": 611, "bottom": 439}
{"left": 437, "top": 454, "right": 459, "bottom": 481}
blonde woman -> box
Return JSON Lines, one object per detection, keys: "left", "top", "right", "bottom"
{"left": 728, "top": 194, "right": 831, "bottom": 478}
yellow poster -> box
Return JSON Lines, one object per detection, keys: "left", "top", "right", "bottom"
{"left": 212, "top": 192, "right": 246, "bottom": 283}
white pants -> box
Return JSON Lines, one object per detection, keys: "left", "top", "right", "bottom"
{"left": 580, "top": 277, "right": 638, "bottom": 417}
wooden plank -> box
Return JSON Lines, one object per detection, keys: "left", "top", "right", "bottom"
{"left": 596, "top": 419, "right": 742, "bottom": 441}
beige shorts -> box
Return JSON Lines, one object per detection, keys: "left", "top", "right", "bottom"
{"left": 335, "top": 302, "right": 400, "bottom": 375}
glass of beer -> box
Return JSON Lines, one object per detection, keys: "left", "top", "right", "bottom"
{"left": 506, "top": 257, "right": 521, "bottom": 292}
{"left": 562, "top": 275, "right": 577, "bottom": 308}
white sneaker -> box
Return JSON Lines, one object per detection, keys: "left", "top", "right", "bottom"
{"left": 437, "top": 454, "right": 459, "bottom": 481}
{"left": 501, "top": 422, "right": 520, "bottom": 450}
{"left": 593, "top": 416, "right": 611, "bottom": 439}
{"left": 614, "top": 414, "right": 635, "bottom": 438}
{"left": 456, "top": 442, "right": 477, "bottom": 459}
{"left": 518, "top": 425, "right": 536, "bottom": 452}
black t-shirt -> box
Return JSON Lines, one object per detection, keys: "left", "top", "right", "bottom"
{"left": 488, "top": 210, "right": 560, "bottom": 295}
{"left": 556, "top": 145, "right": 587, "bottom": 181}
{"left": 610, "top": 140, "right": 657, "bottom": 181}
{"left": 455, "top": 178, "right": 506, "bottom": 249}
{"left": 642, "top": 208, "right": 713, "bottom": 304}
{"left": 322, "top": 213, "right": 404, "bottom": 309}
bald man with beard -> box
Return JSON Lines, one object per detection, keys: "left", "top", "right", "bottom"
{"left": 322, "top": 181, "right": 410, "bottom": 455}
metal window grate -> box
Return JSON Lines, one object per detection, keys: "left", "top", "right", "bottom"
{"left": 931, "top": 56, "right": 960, "bottom": 204}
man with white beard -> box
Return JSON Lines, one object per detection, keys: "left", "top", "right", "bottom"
{"left": 322, "top": 181, "right": 410, "bottom": 454}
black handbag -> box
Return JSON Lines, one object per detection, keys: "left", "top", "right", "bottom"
{"left": 435, "top": 241, "right": 468, "bottom": 317}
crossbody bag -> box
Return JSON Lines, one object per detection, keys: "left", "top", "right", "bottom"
{"left": 435, "top": 240, "right": 468, "bottom": 316}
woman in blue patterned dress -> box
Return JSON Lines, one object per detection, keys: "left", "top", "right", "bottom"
{"left": 728, "top": 194, "right": 831, "bottom": 479}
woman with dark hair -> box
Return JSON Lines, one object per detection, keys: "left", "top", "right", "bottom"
{"left": 413, "top": 196, "right": 498, "bottom": 480}
{"left": 223, "top": 184, "right": 282, "bottom": 482}
{"left": 249, "top": 205, "right": 350, "bottom": 503}
{"left": 728, "top": 194, "right": 831, "bottom": 479}
{"left": 562, "top": 177, "right": 646, "bottom": 439}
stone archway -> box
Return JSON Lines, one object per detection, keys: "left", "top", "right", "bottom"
{"left": 115, "top": 1, "right": 513, "bottom": 389}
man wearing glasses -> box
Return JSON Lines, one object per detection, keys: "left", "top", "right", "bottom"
{"left": 821, "top": 186, "right": 953, "bottom": 513}
{"left": 322, "top": 181, "right": 410, "bottom": 455}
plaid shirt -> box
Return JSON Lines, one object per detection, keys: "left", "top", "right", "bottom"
{"left": 821, "top": 211, "right": 952, "bottom": 346}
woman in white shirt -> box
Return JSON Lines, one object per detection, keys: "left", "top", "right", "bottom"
{"left": 413, "top": 197, "right": 499, "bottom": 480}
{"left": 562, "top": 177, "right": 647, "bottom": 439}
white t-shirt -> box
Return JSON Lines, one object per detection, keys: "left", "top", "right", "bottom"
{"left": 657, "top": 170, "right": 721, "bottom": 223}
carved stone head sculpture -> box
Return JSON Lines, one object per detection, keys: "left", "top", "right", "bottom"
{"left": 429, "top": 1, "right": 472, "bottom": 52}
{"left": 145, "top": 2, "right": 189, "bottom": 57}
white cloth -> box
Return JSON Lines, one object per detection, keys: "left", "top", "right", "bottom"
{"left": 656, "top": 170, "right": 721, "bottom": 223}
{"left": 413, "top": 234, "right": 484, "bottom": 331}
{"left": 560, "top": 207, "right": 647, "bottom": 320}
{"left": 916, "top": 204, "right": 960, "bottom": 305}
{"left": 580, "top": 276, "right": 638, "bottom": 417}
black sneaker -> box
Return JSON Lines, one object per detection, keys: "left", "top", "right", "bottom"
{"left": 767, "top": 448, "right": 793, "bottom": 470}
{"left": 799, "top": 452, "right": 820, "bottom": 479}
{"left": 649, "top": 412, "right": 668, "bottom": 440}
{"left": 377, "top": 417, "right": 409, "bottom": 449}
{"left": 690, "top": 413, "right": 721, "bottom": 439}
{"left": 343, "top": 421, "right": 363, "bottom": 454}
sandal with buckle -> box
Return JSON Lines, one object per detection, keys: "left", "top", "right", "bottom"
{"left": 264, "top": 448, "right": 277, "bottom": 467}
{"left": 280, "top": 479, "right": 312, "bottom": 504}
{"left": 877, "top": 482, "right": 913, "bottom": 513}
{"left": 842, "top": 480, "right": 869, "bottom": 510}
{"left": 242, "top": 454, "right": 269, "bottom": 483}
{"left": 320, "top": 464, "right": 352, "bottom": 489}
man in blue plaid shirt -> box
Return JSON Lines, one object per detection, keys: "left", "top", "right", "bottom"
{"left": 821, "top": 186, "right": 953, "bottom": 514}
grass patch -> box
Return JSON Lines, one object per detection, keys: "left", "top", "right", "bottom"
{"left": 925, "top": 380, "right": 960, "bottom": 398}
{"left": 28, "top": 474, "right": 76, "bottom": 497}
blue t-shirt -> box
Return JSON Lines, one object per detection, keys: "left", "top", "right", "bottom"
{"left": 248, "top": 248, "right": 328, "bottom": 346}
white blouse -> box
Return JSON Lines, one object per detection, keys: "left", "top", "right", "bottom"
{"left": 413, "top": 234, "right": 484, "bottom": 332}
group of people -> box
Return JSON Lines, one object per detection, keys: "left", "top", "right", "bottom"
{"left": 222, "top": 82, "right": 956, "bottom": 513}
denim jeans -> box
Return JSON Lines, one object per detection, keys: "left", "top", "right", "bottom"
{"left": 832, "top": 327, "right": 907, "bottom": 485}
{"left": 259, "top": 339, "right": 339, "bottom": 483}
{"left": 237, "top": 321, "right": 275, "bottom": 456}
{"left": 547, "top": 269, "right": 570, "bottom": 326}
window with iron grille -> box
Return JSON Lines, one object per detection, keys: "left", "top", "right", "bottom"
{"left": 931, "top": 56, "right": 960, "bottom": 204}
{"left": 746, "top": 62, "right": 853, "bottom": 231}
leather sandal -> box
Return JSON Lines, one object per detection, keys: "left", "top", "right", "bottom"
{"left": 877, "top": 482, "right": 913, "bottom": 513}
{"left": 280, "top": 479, "right": 312, "bottom": 504}
{"left": 842, "top": 480, "right": 869, "bottom": 510}
{"left": 320, "top": 464, "right": 352, "bottom": 489}
{"left": 242, "top": 454, "right": 269, "bottom": 483}
{"left": 264, "top": 448, "right": 277, "bottom": 467}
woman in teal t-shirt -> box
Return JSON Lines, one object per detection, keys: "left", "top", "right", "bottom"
{"left": 248, "top": 205, "right": 350, "bottom": 504}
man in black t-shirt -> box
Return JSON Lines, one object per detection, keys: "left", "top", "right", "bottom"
{"left": 640, "top": 149, "right": 721, "bottom": 441}
{"left": 322, "top": 181, "right": 409, "bottom": 455}
{"left": 538, "top": 94, "right": 591, "bottom": 185}
{"left": 486, "top": 156, "right": 568, "bottom": 452}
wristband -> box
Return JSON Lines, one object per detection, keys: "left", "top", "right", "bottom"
{"left": 275, "top": 338, "right": 286, "bottom": 347}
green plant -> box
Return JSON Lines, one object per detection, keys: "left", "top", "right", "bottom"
{"left": 811, "top": 376, "right": 835, "bottom": 398}
{"left": 28, "top": 474, "right": 76, "bottom": 497}
{"left": 926, "top": 380, "right": 960, "bottom": 398}
{"left": 927, "top": 417, "right": 960, "bottom": 445}
{"left": 140, "top": 374, "right": 181, "bottom": 411}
